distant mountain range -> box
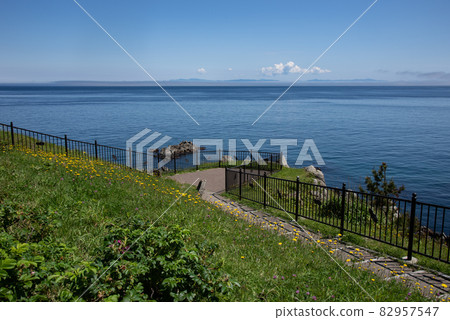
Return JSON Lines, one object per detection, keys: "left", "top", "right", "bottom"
{"left": 49, "top": 78, "right": 385, "bottom": 85}
{"left": 44, "top": 79, "right": 281, "bottom": 86}
{"left": 1, "top": 78, "right": 448, "bottom": 86}
{"left": 306, "top": 78, "right": 383, "bottom": 82}
{"left": 168, "top": 78, "right": 278, "bottom": 82}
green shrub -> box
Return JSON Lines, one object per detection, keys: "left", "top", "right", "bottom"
{"left": 0, "top": 201, "right": 55, "bottom": 243}
{"left": 0, "top": 234, "right": 82, "bottom": 301}
{"left": 87, "top": 222, "right": 238, "bottom": 302}
{"left": 359, "top": 162, "right": 405, "bottom": 198}
{"left": 0, "top": 222, "right": 238, "bottom": 301}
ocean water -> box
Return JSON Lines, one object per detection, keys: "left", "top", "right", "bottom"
{"left": 1, "top": 85, "right": 449, "bottom": 207}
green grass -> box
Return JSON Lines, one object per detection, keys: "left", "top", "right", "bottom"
{"left": 0, "top": 144, "right": 440, "bottom": 301}
{"left": 270, "top": 167, "right": 315, "bottom": 183}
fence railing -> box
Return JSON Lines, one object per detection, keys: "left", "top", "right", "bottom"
{"left": 0, "top": 122, "right": 282, "bottom": 174}
{"left": 225, "top": 166, "right": 450, "bottom": 264}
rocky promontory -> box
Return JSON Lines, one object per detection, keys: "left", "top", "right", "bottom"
{"left": 304, "top": 165, "right": 326, "bottom": 187}
{"left": 157, "top": 141, "right": 200, "bottom": 158}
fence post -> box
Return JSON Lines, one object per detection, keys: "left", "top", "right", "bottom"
{"left": 340, "top": 183, "right": 346, "bottom": 235}
{"left": 407, "top": 193, "right": 417, "bottom": 261}
{"left": 239, "top": 168, "right": 242, "bottom": 200}
{"left": 270, "top": 154, "right": 273, "bottom": 173}
{"left": 295, "top": 176, "right": 300, "bottom": 221}
{"left": 94, "top": 140, "right": 98, "bottom": 159}
{"left": 173, "top": 152, "right": 177, "bottom": 173}
{"left": 219, "top": 149, "right": 221, "bottom": 168}
{"left": 196, "top": 150, "right": 199, "bottom": 171}
{"left": 64, "top": 135, "right": 68, "bottom": 156}
{"left": 280, "top": 152, "right": 283, "bottom": 171}
{"left": 225, "top": 167, "right": 228, "bottom": 192}
{"left": 263, "top": 172, "right": 267, "bottom": 209}
{"left": 128, "top": 148, "right": 132, "bottom": 168}
{"left": 10, "top": 122, "right": 15, "bottom": 146}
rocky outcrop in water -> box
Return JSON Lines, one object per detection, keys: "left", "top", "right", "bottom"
{"left": 158, "top": 141, "right": 199, "bottom": 157}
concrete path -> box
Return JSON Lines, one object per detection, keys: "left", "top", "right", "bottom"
{"left": 169, "top": 168, "right": 225, "bottom": 193}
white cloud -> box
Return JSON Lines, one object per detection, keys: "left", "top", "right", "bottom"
{"left": 227, "top": 68, "right": 233, "bottom": 71}
{"left": 261, "top": 61, "right": 330, "bottom": 76}
{"left": 197, "top": 67, "right": 207, "bottom": 74}
{"left": 308, "top": 66, "right": 330, "bottom": 74}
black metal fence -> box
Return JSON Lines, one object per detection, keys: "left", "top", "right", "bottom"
{"left": 0, "top": 122, "right": 282, "bottom": 174}
{"left": 225, "top": 166, "right": 450, "bottom": 264}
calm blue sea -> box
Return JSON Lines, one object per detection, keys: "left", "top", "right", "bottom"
{"left": 1, "top": 85, "right": 449, "bottom": 207}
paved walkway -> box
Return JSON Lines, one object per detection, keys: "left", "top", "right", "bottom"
{"left": 169, "top": 168, "right": 225, "bottom": 193}
{"left": 168, "top": 168, "right": 450, "bottom": 301}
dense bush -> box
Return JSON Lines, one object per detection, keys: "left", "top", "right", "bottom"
{"left": 0, "top": 203, "right": 238, "bottom": 301}
{"left": 87, "top": 222, "right": 238, "bottom": 302}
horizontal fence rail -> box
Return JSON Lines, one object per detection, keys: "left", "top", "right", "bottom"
{"left": 0, "top": 122, "right": 282, "bottom": 175}
{"left": 225, "top": 166, "right": 450, "bottom": 264}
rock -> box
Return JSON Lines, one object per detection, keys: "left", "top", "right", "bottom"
{"left": 305, "top": 165, "right": 325, "bottom": 182}
{"left": 222, "top": 155, "right": 236, "bottom": 164}
{"left": 419, "top": 226, "right": 434, "bottom": 237}
{"left": 441, "top": 233, "right": 449, "bottom": 244}
{"left": 164, "top": 147, "right": 173, "bottom": 158}
{"left": 160, "top": 141, "right": 199, "bottom": 157}
{"left": 279, "top": 154, "right": 289, "bottom": 168}
{"left": 402, "top": 256, "right": 418, "bottom": 265}
{"left": 312, "top": 178, "right": 326, "bottom": 187}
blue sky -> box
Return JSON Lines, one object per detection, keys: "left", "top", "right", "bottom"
{"left": 0, "top": 0, "right": 449, "bottom": 83}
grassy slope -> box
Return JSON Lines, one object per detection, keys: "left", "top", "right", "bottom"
{"left": 0, "top": 146, "right": 435, "bottom": 301}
